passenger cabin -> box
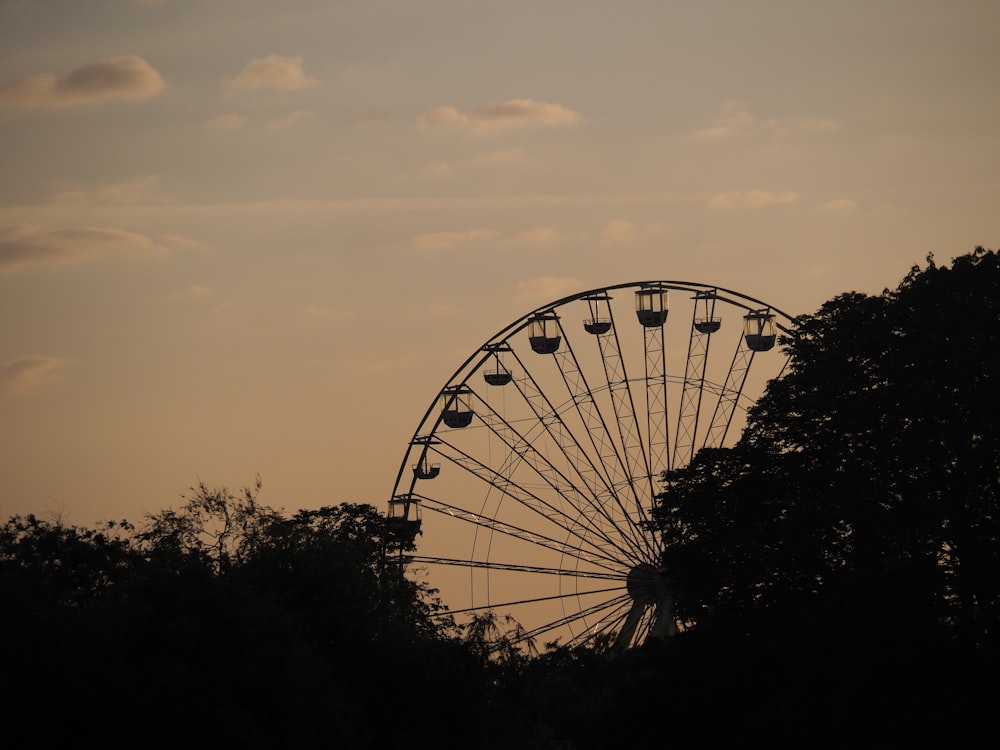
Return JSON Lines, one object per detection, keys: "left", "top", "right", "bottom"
{"left": 387, "top": 495, "right": 422, "bottom": 544}
{"left": 441, "top": 386, "right": 474, "bottom": 428}
{"left": 694, "top": 318, "right": 721, "bottom": 334}
{"left": 484, "top": 370, "right": 512, "bottom": 385}
{"left": 743, "top": 310, "right": 777, "bottom": 351}
{"left": 584, "top": 293, "right": 613, "bottom": 335}
{"left": 584, "top": 318, "right": 612, "bottom": 335}
{"left": 694, "top": 289, "right": 721, "bottom": 333}
{"left": 635, "top": 285, "right": 669, "bottom": 327}
{"left": 528, "top": 313, "right": 561, "bottom": 354}
{"left": 412, "top": 456, "right": 440, "bottom": 479}
{"left": 483, "top": 347, "right": 513, "bottom": 385}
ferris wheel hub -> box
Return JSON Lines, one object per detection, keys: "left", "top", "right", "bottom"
{"left": 625, "top": 563, "right": 670, "bottom": 606}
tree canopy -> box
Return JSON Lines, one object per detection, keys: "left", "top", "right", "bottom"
{"left": 650, "top": 246, "right": 999, "bottom": 746}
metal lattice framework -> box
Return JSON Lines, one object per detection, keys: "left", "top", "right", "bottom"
{"left": 388, "top": 281, "right": 795, "bottom": 653}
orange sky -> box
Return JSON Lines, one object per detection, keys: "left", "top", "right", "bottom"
{"left": 1, "top": 0, "right": 998, "bottom": 528}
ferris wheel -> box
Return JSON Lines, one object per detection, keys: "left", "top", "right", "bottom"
{"left": 387, "top": 281, "right": 795, "bottom": 653}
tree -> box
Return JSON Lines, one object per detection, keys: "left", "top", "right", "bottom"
{"left": 650, "top": 247, "right": 1000, "bottom": 745}
{"left": 1, "top": 482, "right": 513, "bottom": 748}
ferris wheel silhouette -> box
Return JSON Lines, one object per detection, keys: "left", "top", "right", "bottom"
{"left": 388, "top": 281, "right": 794, "bottom": 652}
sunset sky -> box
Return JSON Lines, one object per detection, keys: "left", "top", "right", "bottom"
{"left": 2, "top": 0, "right": 998, "bottom": 526}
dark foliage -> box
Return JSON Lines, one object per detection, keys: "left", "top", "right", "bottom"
{"left": 0, "top": 486, "right": 503, "bottom": 748}
{"left": 3, "top": 247, "right": 998, "bottom": 748}
{"left": 650, "top": 246, "right": 1000, "bottom": 746}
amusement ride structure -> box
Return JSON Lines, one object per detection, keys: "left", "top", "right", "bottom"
{"left": 387, "top": 281, "right": 795, "bottom": 652}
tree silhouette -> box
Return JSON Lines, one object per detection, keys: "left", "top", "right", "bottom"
{"left": 0, "top": 484, "right": 492, "bottom": 747}
{"left": 650, "top": 246, "right": 1000, "bottom": 746}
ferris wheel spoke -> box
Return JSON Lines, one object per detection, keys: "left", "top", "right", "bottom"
{"left": 583, "top": 295, "right": 656, "bottom": 535}
{"left": 550, "top": 315, "right": 633, "bottom": 494}
{"left": 574, "top": 600, "right": 641, "bottom": 649}
{"left": 407, "top": 555, "right": 626, "bottom": 581}
{"left": 643, "top": 310, "right": 670, "bottom": 478}
{"left": 415, "top": 496, "right": 630, "bottom": 573}
{"left": 467, "top": 380, "right": 651, "bottom": 562}
{"left": 701, "top": 331, "right": 756, "bottom": 449}
{"left": 513, "top": 592, "right": 635, "bottom": 648}
{"left": 469, "top": 391, "right": 648, "bottom": 554}
{"left": 498, "top": 344, "right": 652, "bottom": 557}
{"left": 549, "top": 315, "right": 660, "bottom": 560}
{"left": 423, "top": 582, "right": 628, "bottom": 617}
{"left": 504, "top": 346, "right": 634, "bottom": 513}
{"left": 674, "top": 290, "right": 718, "bottom": 468}
{"left": 424, "top": 433, "right": 646, "bottom": 565}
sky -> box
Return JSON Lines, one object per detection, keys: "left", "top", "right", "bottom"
{"left": 1, "top": 0, "right": 998, "bottom": 527}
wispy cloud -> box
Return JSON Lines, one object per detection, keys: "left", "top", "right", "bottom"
{"left": 709, "top": 190, "right": 799, "bottom": 210}
{"left": 691, "top": 100, "right": 756, "bottom": 140}
{"left": 508, "top": 226, "right": 565, "bottom": 248}
{"left": 815, "top": 198, "right": 858, "bottom": 215}
{"left": 691, "top": 99, "right": 840, "bottom": 142}
{"left": 410, "top": 225, "right": 570, "bottom": 254}
{"left": 206, "top": 109, "right": 312, "bottom": 134}
{"left": 411, "top": 148, "right": 528, "bottom": 181}
{"left": 181, "top": 284, "right": 214, "bottom": 298}
{"left": 206, "top": 113, "right": 248, "bottom": 133}
{"left": 224, "top": 55, "right": 318, "bottom": 93}
{"left": 602, "top": 218, "right": 638, "bottom": 246}
{"left": 265, "top": 109, "right": 312, "bottom": 132}
{"left": 0, "top": 355, "right": 70, "bottom": 395}
{"left": 600, "top": 218, "right": 665, "bottom": 247}
{"left": 0, "top": 55, "right": 164, "bottom": 110}
{"left": 418, "top": 98, "right": 583, "bottom": 135}
{"left": 411, "top": 228, "right": 499, "bottom": 253}
{"left": 49, "top": 175, "right": 173, "bottom": 206}
{"left": 0, "top": 224, "right": 169, "bottom": 274}
{"left": 515, "top": 276, "right": 583, "bottom": 301}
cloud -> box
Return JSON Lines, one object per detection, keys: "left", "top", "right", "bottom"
{"left": 766, "top": 117, "right": 841, "bottom": 139}
{"left": 206, "top": 113, "right": 248, "bottom": 132}
{"left": 0, "top": 224, "right": 169, "bottom": 274}
{"left": 265, "top": 109, "right": 312, "bottom": 132}
{"left": 508, "top": 226, "right": 564, "bottom": 248}
{"left": 602, "top": 218, "right": 639, "bottom": 246}
{"left": 0, "top": 55, "right": 164, "bottom": 110}
{"left": 206, "top": 110, "right": 312, "bottom": 134}
{"left": 691, "top": 99, "right": 840, "bottom": 142}
{"left": 160, "top": 234, "right": 210, "bottom": 253}
{"left": 708, "top": 190, "right": 799, "bottom": 210}
{"left": 411, "top": 228, "right": 499, "bottom": 253}
{"left": 182, "top": 284, "right": 214, "bottom": 298}
{"left": 410, "top": 225, "right": 571, "bottom": 254}
{"left": 411, "top": 148, "right": 528, "bottom": 181}
{"left": 815, "top": 198, "right": 858, "bottom": 215}
{"left": 358, "top": 108, "right": 390, "bottom": 123}
{"left": 0, "top": 355, "right": 70, "bottom": 395}
{"left": 515, "top": 276, "right": 583, "bottom": 301}
{"left": 418, "top": 98, "right": 583, "bottom": 135}
{"left": 600, "top": 218, "right": 666, "bottom": 247}
{"left": 690, "top": 100, "right": 756, "bottom": 140}
{"left": 49, "top": 175, "right": 173, "bottom": 206}
{"left": 224, "top": 55, "right": 318, "bottom": 93}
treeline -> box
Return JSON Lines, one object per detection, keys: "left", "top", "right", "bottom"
{"left": 3, "top": 248, "right": 998, "bottom": 748}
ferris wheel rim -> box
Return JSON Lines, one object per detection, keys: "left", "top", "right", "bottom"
{"left": 391, "top": 280, "right": 796, "bottom": 495}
